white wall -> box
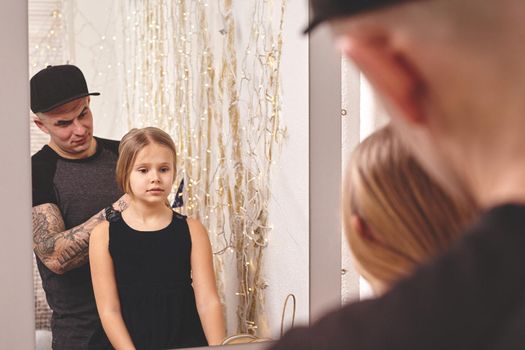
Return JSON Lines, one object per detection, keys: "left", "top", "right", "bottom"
{"left": 264, "top": 0, "right": 309, "bottom": 338}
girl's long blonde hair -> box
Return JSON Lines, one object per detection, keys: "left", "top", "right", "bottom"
{"left": 343, "top": 125, "right": 478, "bottom": 288}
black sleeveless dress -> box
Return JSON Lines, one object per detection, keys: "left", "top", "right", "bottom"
{"left": 89, "top": 211, "right": 208, "bottom": 350}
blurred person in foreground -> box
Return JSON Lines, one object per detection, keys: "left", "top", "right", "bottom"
{"left": 270, "top": 0, "right": 525, "bottom": 349}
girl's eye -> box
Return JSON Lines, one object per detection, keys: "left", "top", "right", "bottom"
{"left": 160, "top": 167, "right": 170, "bottom": 173}
{"left": 138, "top": 168, "right": 148, "bottom": 173}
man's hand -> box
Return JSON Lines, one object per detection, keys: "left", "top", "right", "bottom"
{"left": 113, "top": 194, "right": 130, "bottom": 212}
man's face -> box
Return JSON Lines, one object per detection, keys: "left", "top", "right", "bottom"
{"left": 34, "top": 98, "right": 94, "bottom": 158}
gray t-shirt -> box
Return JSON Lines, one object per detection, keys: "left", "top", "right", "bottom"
{"left": 32, "top": 137, "right": 123, "bottom": 349}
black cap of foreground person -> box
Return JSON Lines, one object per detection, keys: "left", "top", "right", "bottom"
{"left": 305, "top": 0, "right": 419, "bottom": 33}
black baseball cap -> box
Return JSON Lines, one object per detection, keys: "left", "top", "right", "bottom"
{"left": 306, "top": 0, "right": 413, "bottom": 33}
{"left": 30, "top": 64, "right": 100, "bottom": 113}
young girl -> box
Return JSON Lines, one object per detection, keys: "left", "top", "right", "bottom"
{"left": 89, "top": 127, "right": 225, "bottom": 349}
{"left": 343, "top": 125, "right": 479, "bottom": 295}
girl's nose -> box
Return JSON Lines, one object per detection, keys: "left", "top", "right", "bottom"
{"left": 150, "top": 172, "right": 160, "bottom": 183}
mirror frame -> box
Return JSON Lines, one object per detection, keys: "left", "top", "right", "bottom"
{"left": 0, "top": 0, "right": 342, "bottom": 348}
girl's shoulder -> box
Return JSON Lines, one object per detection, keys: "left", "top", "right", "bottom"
{"left": 172, "top": 209, "right": 187, "bottom": 221}
{"left": 185, "top": 217, "right": 209, "bottom": 241}
{"left": 92, "top": 220, "right": 110, "bottom": 235}
{"left": 90, "top": 220, "right": 110, "bottom": 246}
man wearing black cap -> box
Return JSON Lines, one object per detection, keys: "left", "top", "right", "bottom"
{"left": 271, "top": 0, "right": 525, "bottom": 349}
{"left": 31, "top": 64, "right": 127, "bottom": 349}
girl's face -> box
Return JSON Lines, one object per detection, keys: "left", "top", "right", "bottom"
{"left": 128, "top": 142, "right": 175, "bottom": 204}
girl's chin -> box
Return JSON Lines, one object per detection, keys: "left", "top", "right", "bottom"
{"left": 132, "top": 196, "right": 168, "bottom": 204}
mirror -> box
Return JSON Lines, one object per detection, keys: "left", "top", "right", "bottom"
{"left": 29, "top": 0, "right": 309, "bottom": 348}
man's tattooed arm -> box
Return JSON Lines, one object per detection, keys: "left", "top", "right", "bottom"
{"left": 32, "top": 194, "right": 130, "bottom": 274}
{"left": 32, "top": 203, "right": 105, "bottom": 274}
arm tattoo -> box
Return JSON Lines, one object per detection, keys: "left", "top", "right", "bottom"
{"left": 32, "top": 204, "right": 105, "bottom": 273}
{"left": 56, "top": 236, "right": 90, "bottom": 266}
{"left": 33, "top": 205, "right": 64, "bottom": 259}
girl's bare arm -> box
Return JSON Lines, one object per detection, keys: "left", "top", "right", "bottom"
{"left": 188, "top": 218, "right": 226, "bottom": 345}
{"left": 90, "top": 221, "right": 136, "bottom": 350}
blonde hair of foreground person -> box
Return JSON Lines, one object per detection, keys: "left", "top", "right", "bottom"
{"left": 343, "top": 125, "right": 479, "bottom": 294}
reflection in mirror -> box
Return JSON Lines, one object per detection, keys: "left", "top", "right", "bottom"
{"left": 29, "top": 0, "right": 308, "bottom": 349}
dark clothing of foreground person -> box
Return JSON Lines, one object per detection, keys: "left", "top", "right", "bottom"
{"left": 271, "top": 204, "right": 525, "bottom": 349}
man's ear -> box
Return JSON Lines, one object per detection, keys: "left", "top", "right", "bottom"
{"left": 33, "top": 116, "right": 50, "bottom": 135}
{"left": 350, "top": 214, "right": 376, "bottom": 243}
{"left": 338, "top": 34, "right": 426, "bottom": 125}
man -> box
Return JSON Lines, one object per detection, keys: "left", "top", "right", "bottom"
{"left": 31, "top": 64, "right": 127, "bottom": 349}
{"left": 271, "top": 0, "right": 525, "bottom": 349}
